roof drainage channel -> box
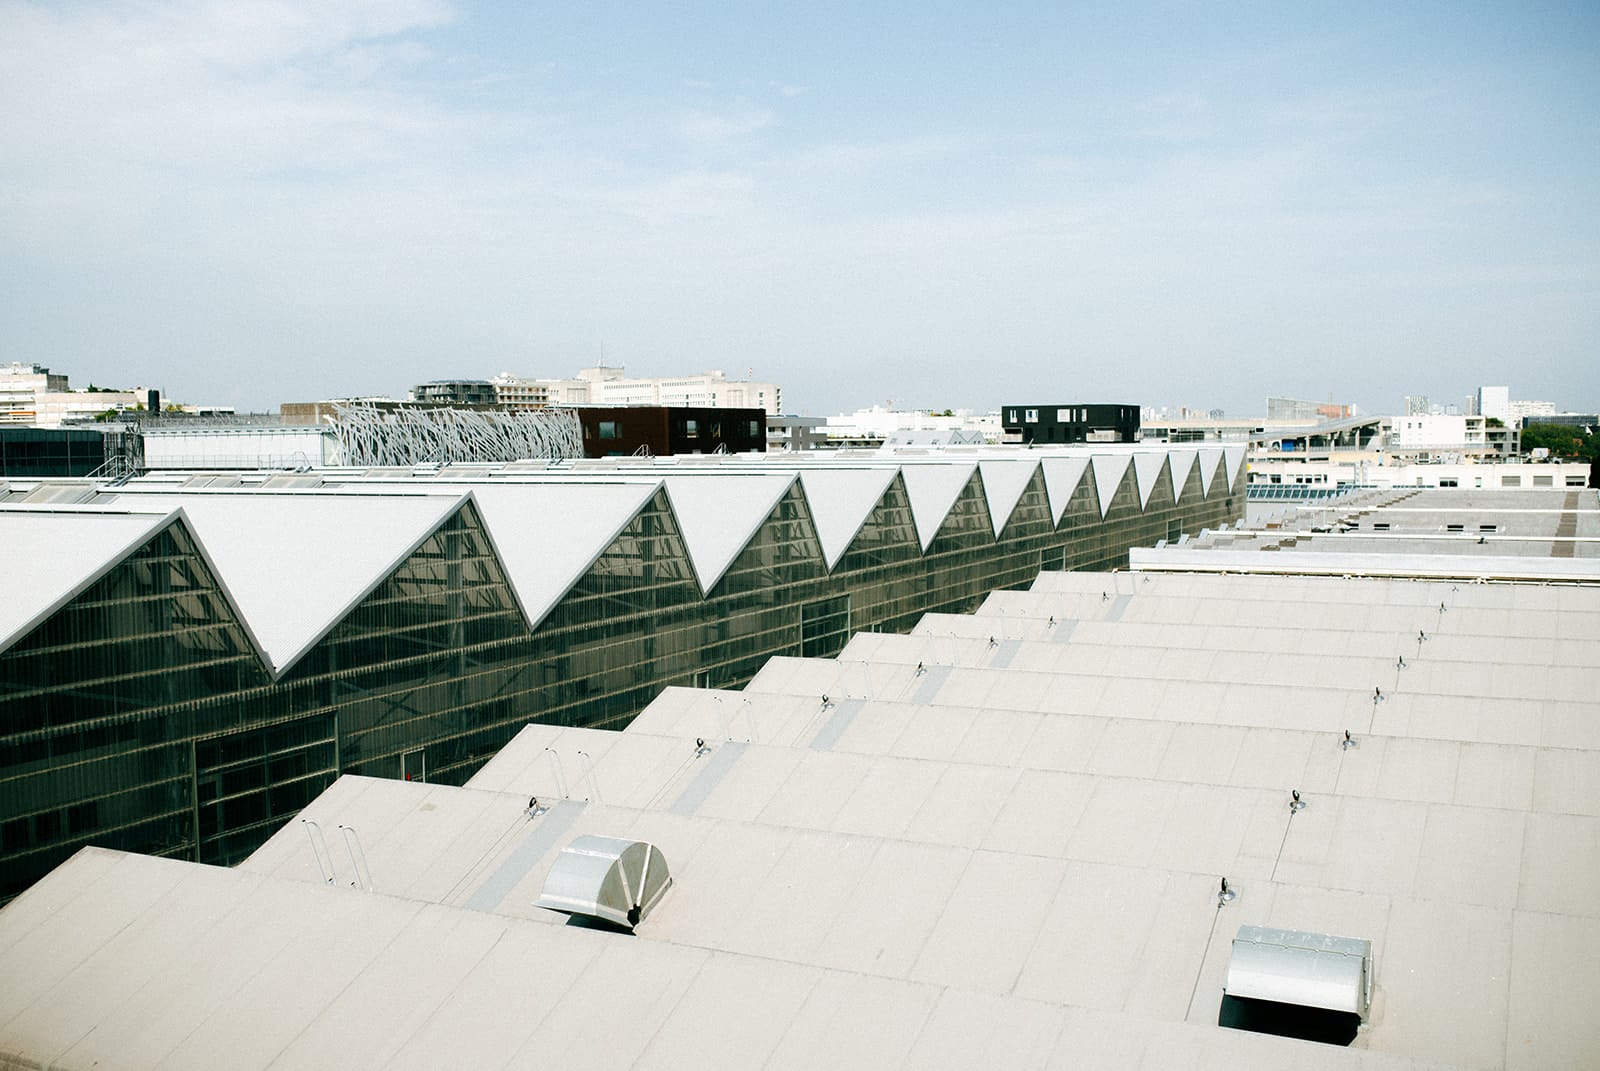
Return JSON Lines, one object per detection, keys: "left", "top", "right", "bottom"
{"left": 670, "top": 741, "right": 749, "bottom": 816}
{"left": 1104, "top": 594, "right": 1134, "bottom": 621}
{"left": 463, "top": 799, "right": 586, "bottom": 914}
{"left": 809, "top": 699, "right": 865, "bottom": 751}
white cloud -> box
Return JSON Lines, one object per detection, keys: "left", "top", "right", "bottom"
{"left": 678, "top": 105, "right": 777, "bottom": 142}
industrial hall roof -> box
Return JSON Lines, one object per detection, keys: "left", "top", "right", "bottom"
{"left": 0, "top": 444, "right": 1245, "bottom": 669}
{"left": 1136, "top": 487, "right": 1600, "bottom": 583}
{"left": 3, "top": 565, "right": 1595, "bottom": 1069}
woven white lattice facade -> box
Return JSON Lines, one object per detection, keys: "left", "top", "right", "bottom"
{"left": 328, "top": 402, "right": 584, "bottom": 465}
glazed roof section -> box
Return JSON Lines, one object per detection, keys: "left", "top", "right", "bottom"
{"left": 2, "top": 568, "right": 1589, "bottom": 1067}
{"left": 0, "top": 446, "right": 1245, "bottom": 668}
{"left": 0, "top": 506, "right": 178, "bottom": 654}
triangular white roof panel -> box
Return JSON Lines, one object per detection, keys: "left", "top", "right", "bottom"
{"left": 1169, "top": 449, "right": 1199, "bottom": 502}
{"left": 663, "top": 474, "right": 799, "bottom": 593}
{"left": 1224, "top": 445, "right": 1246, "bottom": 492}
{"left": 110, "top": 493, "right": 466, "bottom": 676}
{"left": 899, "top": 463, "right": 979, "bottom": 551}
{"left": 1040, "top": 457, "right": 1091, "bottom": 524}
{"left": 0, "top": 508, "right": 174, "bottom": 654}
{"left": 977, "top": 459, "right": 1040, "bottom": 538}
{"left": 1089, "top": 454, "right": 1133, "bottom": 518}
{"left": 1132, "top": 452, "right": 1168, "bottom": 510}
{"left": 796, "top": 468, "right": 899, "bottom": 569}
{"left": 463, "top": 482, "right": 661, "bottom": 629}
{"left": 1197, "top": 448, "right": 1224, "bottom": 496}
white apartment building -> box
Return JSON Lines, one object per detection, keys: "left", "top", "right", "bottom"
{"left": 0, "top": 362, "right": 68, "bottom": 424}
{"left": 823, "top": 405, "right": 1001, "bottom": 443}
{"left": 492, "top": 367, "right": 782, "bottom": 415}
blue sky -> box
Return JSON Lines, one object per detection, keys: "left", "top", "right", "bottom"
{"left": 1, "top": 1, "right": 1596, "bottom": 417}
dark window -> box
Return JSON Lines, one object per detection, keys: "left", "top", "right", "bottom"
{"left": 1219, "top": 996, "right": 1360, "bottom": 1047}
{"left": 599, "top": 421, "right": 621, "bottom": 440}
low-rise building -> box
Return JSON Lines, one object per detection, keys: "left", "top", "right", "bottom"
{"left": 1002, "top": 403, "right": 1139, "bottom": 445}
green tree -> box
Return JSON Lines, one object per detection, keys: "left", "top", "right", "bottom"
{"left": 1521, "top": 423, "right": 1598, "bottom": 459}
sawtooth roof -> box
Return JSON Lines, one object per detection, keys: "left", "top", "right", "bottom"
{"left": 0, "top": 446, "right": 1246, "bottom": 675}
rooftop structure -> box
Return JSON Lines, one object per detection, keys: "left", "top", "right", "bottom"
{"left": 494, "top": 367, "right": 783, "bottom": 416}
{"left": 2, "top": 561, "right": 1594, "bottom": 1068}
{"left": 1002, "top": 403, "right": 1139, "bottom": 445}
{"left": 0, "top": 446, "right": 1244, "bottom": 901}
{"left": 1136, "top": 488, "right": 1600, "bottom": 581}
{"left": 1266, "top": 397, "right": 1354, "bottom": 421}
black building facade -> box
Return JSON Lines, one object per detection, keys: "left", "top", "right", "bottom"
{"left": 577, "top": 406, "right": 766, "bottom": 457}
{"left": 1003, "top": 404, "right": 1140, "bottom": 445}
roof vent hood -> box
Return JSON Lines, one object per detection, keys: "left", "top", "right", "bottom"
{"left": 535, "top": 835, "right": 672, "bottom": 931}
{"left": 1225, "top": 925, "right": 1373, "bottom": 1018}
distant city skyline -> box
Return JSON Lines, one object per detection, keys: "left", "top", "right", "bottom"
{"left": 2, "top": 2, "right": 1595, "bottom": 419}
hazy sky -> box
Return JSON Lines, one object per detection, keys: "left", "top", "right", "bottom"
{"left": 2, "top": 2, "right": 1596, "bottom": 417}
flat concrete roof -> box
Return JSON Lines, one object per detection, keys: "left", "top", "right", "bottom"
{"left": 1, "top": 570, "right": 1594, "bottom": 1068}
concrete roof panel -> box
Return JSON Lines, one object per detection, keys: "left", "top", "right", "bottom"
{"left": 716, "top": 830, "right": 879, "bottom": 964}
{"left": 1066, "top": 778, "right": 1183, "bottom": 868}
{"left": 631, "top": 952, "right": 816, "bottom": 1071}
{"left": 829, "top": 755, "right": 947, "bottom": 839}
{"left": 903, "top": 762, "right": 1022, "bottom": 849}
{"left": 761, "top": 969, "right": 941, "bottom": 1071}
{"left": 900, "top": 986, "right": 1067, "bottom": 1069}
{"left": 507, "top": 933, "right": 712, "bottom": 1071}
{"left": 1518, "top": 812, "right": 1600, "bottom": 917}
{"left": 908, "top": 850, "right": 1069, "bottom": 993}
{"left": 1375, "top": 738, "right": 1462, "bottom": 805}
{"left": 1368, "top": 898, "right": 1513, "bottom": 1066}
{"left": 1506, "top": 911, "right": 1600, "bottom": 1071}
{"left": 982, "top": 769, "right": 1097, "bottom": 858}
{"left": 1413, "top": 804, "right": 1526, "bottom": 910}
{"left": 812, "top": 838, "right": 970, "bottom": 977}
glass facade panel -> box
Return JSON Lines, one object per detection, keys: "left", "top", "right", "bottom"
{"left": 1, "top": 463, "right": 1242, "bottom": 901}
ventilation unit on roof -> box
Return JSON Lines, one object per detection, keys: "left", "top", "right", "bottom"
{"left": 535, "top": 835, "right": 672, "bottom": 932}
{"left": 1220, "top": 925, "right": 1372, "bottom": 1047}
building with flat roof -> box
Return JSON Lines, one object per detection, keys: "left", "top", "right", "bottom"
{"left": 0, "top": 446, "right": 1243, "bottom": 901}
{"left": 1, "top": 552, "right": 1594, "bottom": 1067}
{"left": 494, "top": 367, "right": 783, "bottom": 416}
{"left": 1135, "top": 486, "right": 1600, "bottom": 581}
{"left": 1003, "top": 404, "right": 1139, "bottom": 445}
